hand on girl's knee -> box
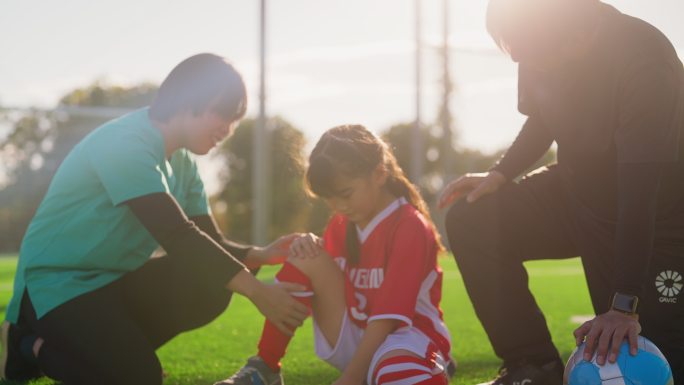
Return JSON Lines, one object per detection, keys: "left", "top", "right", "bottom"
{"left": 288, "top": 233, "right": 325, "bottom": 260}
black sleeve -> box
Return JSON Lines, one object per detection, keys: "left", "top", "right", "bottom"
{"left": 125, "top": 192, "right": 247, "bottom": 286}
{"left": 615, "top": 59, "right": 681, "bottom": 164}
{"left": 490, "top": 116, "right": 554, "bottom": 181}
{"left": 611, "top": 57, "right": 681, "bottom": 299}
{"left": 612, "top": 162, "right": 664, "bottom": 299}
{"left": 190, "top": 214, "right": 252, "bottom": 263}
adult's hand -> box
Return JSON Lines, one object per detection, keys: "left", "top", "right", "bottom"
{"left": 573, "top": 310, "right": 641, "bottom": 365}
{"left": 438, "top": 170, "right": 507, "bottom": 209}
{"left": 227, "top": 270, "right": 308, "bottom": 335}
{"left": 247, "top": 233, "right": 301, "bottom": 267}
{"left": 289, "top": 233, "right": 324, "bottom": 259}
{"left": 250, "top": 281, "right": 310, "bottom": 335}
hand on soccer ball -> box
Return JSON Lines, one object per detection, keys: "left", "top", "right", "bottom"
{"left": 289, "top": 232, "right": 325, "bottom": 259}
{"left": 573, "top": 310, "right": 641, "bottom": 365}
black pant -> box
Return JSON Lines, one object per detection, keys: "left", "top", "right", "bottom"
{"left": 18, "top": 252, "right": 235, "bottom": 385}
{"left": 445, "top": 166, "right": 684, "bottom": 382}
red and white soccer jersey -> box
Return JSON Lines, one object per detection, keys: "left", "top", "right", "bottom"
{"left": 321, "top": 197, "right": 452, "bottom": 360}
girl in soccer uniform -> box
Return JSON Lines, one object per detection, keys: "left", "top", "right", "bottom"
{"left": 217, "top": 124, "right": 453, "bottom": 385}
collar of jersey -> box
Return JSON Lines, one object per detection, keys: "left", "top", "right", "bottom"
{"left": 356, "top": 197, "right": 408, "bottom": 244}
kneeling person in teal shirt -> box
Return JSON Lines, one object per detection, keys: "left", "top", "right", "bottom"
{"left": 0, "top": 53, "right": 308, "bottom": 385}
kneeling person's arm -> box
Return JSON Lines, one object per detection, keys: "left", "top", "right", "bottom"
{"left": 125, "top": 192, "right": 248, "bottom": 285}
{"left": 190, "top": 214, "right": 253, "bottom": 263}
{"left": 124, "top": 193, "right": 307, "bottom": 333}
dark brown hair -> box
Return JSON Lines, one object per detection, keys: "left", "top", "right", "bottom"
{"left": 149, "top": 53, "right": 247, "bottom": 122}
{"left": 306, "top": 124, "right": 444, "bottom": 264}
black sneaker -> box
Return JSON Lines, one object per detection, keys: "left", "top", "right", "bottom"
{"left": 446, "top": 357, "right": 457, "bottom": 379}
{"left": 0, "top": 321, "right": 42, "bottom": 381}
{"left": 476, "top": 359, "right": 563, "bottom": 385}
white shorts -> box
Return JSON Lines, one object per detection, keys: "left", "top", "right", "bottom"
{"left": 313, "top": 312, "right": 447, "bottom": 385}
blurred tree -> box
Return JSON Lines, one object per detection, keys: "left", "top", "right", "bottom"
{"left": 211, "top": 117, "right": 327, "bottom": 244}
{"left": 0, "top": 82, "right": 157, "bottom": 252}
{"left": 59, "top": 82, "right": 157, "bottom": 108}
{"left": 383, "top": 122, "right": 463, "bottom": 201}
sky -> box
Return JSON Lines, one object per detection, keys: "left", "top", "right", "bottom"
{"left": 1, "top": 0, "right": 683, "bottom": 159}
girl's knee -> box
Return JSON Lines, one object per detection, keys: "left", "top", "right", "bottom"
{"left": 285, "top": 253, "right": 339, "bottom": 278}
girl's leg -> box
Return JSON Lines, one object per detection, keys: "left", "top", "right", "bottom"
{"left": 257, "top": 254, "right": 347, "bottom": 370}
{"left": 290, "top": 254, "right": 347, "bottom": 346}
{"left": 215, "top": 255, "right": 347, "bottom": 384}
{"left": 369, "top": 327, "right": 450, "bottom": 385}
{"left": 372, "top": 349, "right": 448, "bottom": 385}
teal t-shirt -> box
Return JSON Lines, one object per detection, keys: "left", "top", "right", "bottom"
{"left": 6, "top": 108, "right": 209, "bottom": 322}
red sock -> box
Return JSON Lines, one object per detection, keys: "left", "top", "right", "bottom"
{"left": 373, "top": 355, "right": 448, "bottom": 385}
{"left": 257, "top": 262, "right": 313, "bottom": 371}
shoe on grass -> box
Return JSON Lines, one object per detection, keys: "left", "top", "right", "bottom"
{"left": 0, "top": 321, "right": 42, "bottom": 381}
{"left": 446, "top": 357, "right": 457, "bottom": 379}
{"left": 476, "top": 359, "right": 563, "bottom": 385}
{"left": 214, "top": 356, "right": 283, "bottom": 385}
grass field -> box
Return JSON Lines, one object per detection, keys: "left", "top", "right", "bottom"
{"left": 0, "top": 254, "right": 595, "bottom": 385}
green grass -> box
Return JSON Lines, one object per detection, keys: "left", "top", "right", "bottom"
{"left": 0, "top": 255, "right": 594, "bottom": 385}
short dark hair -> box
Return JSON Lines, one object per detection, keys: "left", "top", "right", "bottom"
{"left": 486, "top": 0, "right": 598, "bottom": 59}
{"left": 149, "top": 53, "right": 247, "bottom": 122}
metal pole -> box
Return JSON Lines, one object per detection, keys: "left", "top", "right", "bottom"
{"left": 411, "top": 0, "right": 424, "bottom": 184}
{"left": 252, "top": 0, "right": 268, "bottom": 245}
{"left": 441, "top": 0, "right": 454, "bottom": 174}
{"left": 442, "top": 0, "right": 451, "bottom": 137}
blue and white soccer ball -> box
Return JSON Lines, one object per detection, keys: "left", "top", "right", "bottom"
{"left": 564, "top": 336, "right": 673, "bottom": 385}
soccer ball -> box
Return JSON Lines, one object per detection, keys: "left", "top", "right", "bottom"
{"left": 564, "top": 336, "right": 673, "bottom": 385}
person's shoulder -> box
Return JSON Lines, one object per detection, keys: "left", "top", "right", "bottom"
{"left": 387, "top": 205, "right": 438, "bottom": 264}
{"left": 399, "top": 203, "right": 426, "bottom": 222}
{"left": 86, "top": 108, "right": 156, "bottom": 145}
{"left": 603, "top": 4, "right": 678, "bottom": 65}
{"left": 395, "top": 204, "right": 432, "bottom": 235}
{"left": 85, "top": 108, "right": 163, "bottom": 157}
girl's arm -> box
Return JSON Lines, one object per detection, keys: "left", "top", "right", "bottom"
{"left": 334, "top": 319, "right": 399, "bottom": 385}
